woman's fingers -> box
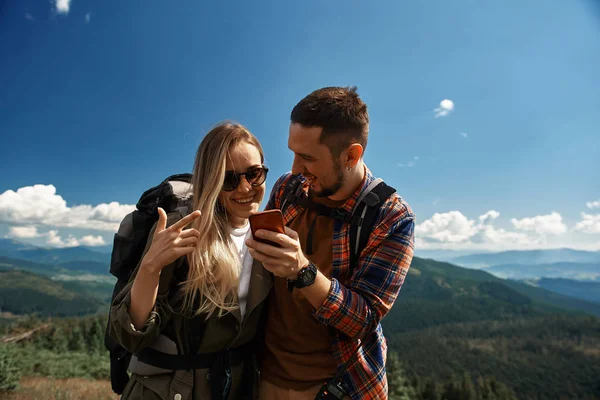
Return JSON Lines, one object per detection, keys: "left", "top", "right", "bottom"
{"left": 179, "top": 228, "right": 201, "bottom": 239}
{"left": 175, "top": 246, "right": 197, "bottom": 257}
{"left": 169, "top": 210, "right": 201, "bottom": 231}
{"left": 176, "top": 236, "right": 198, "bottom": 247}
{"left": 156, "top": 207, "right": 168, "bottom": 233}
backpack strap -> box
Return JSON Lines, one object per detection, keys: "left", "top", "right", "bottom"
{"left": 135, "top": 340, "right": 254, "bottom": 370}
{"left": 280, "top": 174, "right": 396, "bottom": 271}
{"left": 280, "top": 174, "right": 304, "bottom": 216}
{"left": 348, "top": 180, "right": 396, "bottom": 270}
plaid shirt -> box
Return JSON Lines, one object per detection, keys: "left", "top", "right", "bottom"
{"left": 265, "top": 167, "right": 415, "bottom": 400}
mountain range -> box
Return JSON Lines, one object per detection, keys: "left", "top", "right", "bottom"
{"left": 0, "top": 239, "right": 111, "bottom": 265}
{"left": 487, "top": 261, "right": 600, "bottom": 281}
{"left": 1, "top": 243, "right": 599, "bottom": 399}
{"left": 382, "top": 257, "right": 600, "bottom": 399}
{"left": 451, "top": 248, "right": 600, "bottom": 268}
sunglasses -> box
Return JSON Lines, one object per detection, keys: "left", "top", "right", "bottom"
{"left": 223, "top": 165, "right": 269, "bottom": 192}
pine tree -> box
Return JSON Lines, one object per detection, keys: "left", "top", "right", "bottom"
{"left": 0, "top": 343, "right": 21, "bottom": 392}
{"left": 421, "top": 380, "right": 440, "bottom": 400}
{"left": 386, "top": 351, "right": 417, "bottom": 400}
{"left": 488, "top": 378, "right": 517, "bottom": 400}
{"left": 67, "top": 325, "right": 84, "bottom": 352}
{"left": 86, "top": 317, "right": 104, "bottom": 354}
{"left": 441, "top": 380, "right": 462, "bottom": 400}
{"left": 460, "top": 372, "right": 476, "bottom": 400}
{"left": 51, "top": 326, "right": 69, "bottom": 352}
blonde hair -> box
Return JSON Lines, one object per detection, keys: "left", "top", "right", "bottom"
{"left": 180, "top": 122, "right": 264, "bottom": 319}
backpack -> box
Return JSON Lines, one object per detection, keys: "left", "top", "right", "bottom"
{"left": 279, "top": 174, "right": 396, "bottom": 271}
{"left": 104, "top": 173, "right": 193, "bottom": 394}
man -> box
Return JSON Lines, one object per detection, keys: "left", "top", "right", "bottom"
{"left": 246, "top": 86, "right": 415, "bottom": 400}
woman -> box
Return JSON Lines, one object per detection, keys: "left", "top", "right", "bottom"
{"left": 109, "top": 122, "right": 272, "bottom": 400}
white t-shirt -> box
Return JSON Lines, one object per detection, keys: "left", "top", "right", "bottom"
{"left": 230, "top": 223, "right": 253, "bottom": 318}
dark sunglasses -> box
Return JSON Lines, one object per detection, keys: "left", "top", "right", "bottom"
{"left": 223, "top": 165, "right": 269, "bottom": 192}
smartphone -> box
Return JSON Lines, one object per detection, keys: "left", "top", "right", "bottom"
{"left": 249, "top": 209, "right": 285, "bottom": 247}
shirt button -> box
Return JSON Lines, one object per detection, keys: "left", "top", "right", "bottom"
{"left": 174, "top": 394, "right": 182, "bottom": 400}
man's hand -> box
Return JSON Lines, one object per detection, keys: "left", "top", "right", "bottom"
{"left": 246, "top": 226, "right": 309, "bottom": 280}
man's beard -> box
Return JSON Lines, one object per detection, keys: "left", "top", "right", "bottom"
{"left": 312, "top": 162, "right": 344, "bottom": 198}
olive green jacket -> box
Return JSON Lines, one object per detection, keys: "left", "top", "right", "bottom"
{"left": 108, "top": 212, "right": 272, "bottom": 400}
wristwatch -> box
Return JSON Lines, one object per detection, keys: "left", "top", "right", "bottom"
{"left": 287, "top": 262, "right": 318, "bottom": 291}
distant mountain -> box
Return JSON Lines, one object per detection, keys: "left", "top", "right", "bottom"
{"left": 452, "top": 248, "right": 600, "bottom": 268}
{"left": 487, "top": 262, "right": 600, "bottom": 281}
{"left": 384, "top": 257, "right": 600, "bottom": 336}
{"left": 0, "top": 269, "right": 105, "bottom": 317}
{"left": 386, "top": 315, "right": 600, "bottom": 400}
{"left": 413, "top": 248, "right": 489, "bottom": 262}
{"left": 0, "top": 256, "right": 115, "bottom": 303}
{"left": 521, "top": 278, "right": 600, "bottom": 304}
{"left": 2, "top": 254, "right": 599, "bottom": 399}
{"left": 0, "top": 238, "right": 110, "bottom": 264}
{"left": 0, "top": 255, "right": 111, "bottom": 277}
{"left": 18, "top": 246, "right": 110, "bottom": 264}
{"left": 383, "top": 257, "right": 600, "bottom": 400}
{"left": 82, "top": 244, "right": 113, "bottom": 254}
{"left": 57, "top": 260, "right": 110, "bottom": 275}
{"left": 0, "top": 238, "right": 38, "bottom": 253}
{"left": 0, "top": 255, "right": 62, "bottom": 277}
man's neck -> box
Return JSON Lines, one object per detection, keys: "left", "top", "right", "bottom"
{"left": 327, "top": 162, "right": 366, "bottom": 202}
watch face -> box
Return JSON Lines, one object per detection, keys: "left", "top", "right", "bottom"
{"left": 300, "top": 273, "right": 312, "bottom": 285}
{"left": 296, "top": 264, "right": 317, "bottom": 288}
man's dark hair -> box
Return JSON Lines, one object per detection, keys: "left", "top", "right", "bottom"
{"left": 290, "top": 86, "right": 369, "bottom": 158}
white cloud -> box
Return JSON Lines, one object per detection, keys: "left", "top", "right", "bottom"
{"left": 0, "top": 184, "right": 135, "bottom": 231}
{"left": 5, "top": 226, "right": 107, "bottom": 247}
{"left": 472, "top": 224, "right": 536, "bottom": 246}
{"left": 80, "top": 235, "right": 106, "bottom": 246}
{"left": 55, "top": 0, "right": 72, "bottom": 14}
{"left": 89, "top": 202, "right": 135, "bottom": 223}
{"left": 398, "top": 156, "right": 419, "bottom": 168}
{"left": 7, "top": 226, "right": 42, "bottom": 239}
{"left": 416, "top": 211, "right": 478, "bottom": 243}
{"left": 416, "top": 210, "right": 562, "bottom": 251}
{"left": 25, "top": 13, "right": 34, "bottom": 20}
{"left": 511, "top": 212, "right": 567, "bottom": 235}
{"left": 478, "top": 210, "right": 500, "bottom": 224}
{"left": 586, "top": 200, "right": 600, "bottom": 209}
{"left": 85, "top": 13, "right": 91, "bottom": 23}
{"left": 460, "top": 132, "right": 468, "bottom": 138}
{"left": 434, "top": 99, "right": 454, "bottom": 118}
{"left": 574, "top": 213, "right": 600, "bottom": 234}
{"left": 47, "top": 230, "right": 80, "bottom": 248}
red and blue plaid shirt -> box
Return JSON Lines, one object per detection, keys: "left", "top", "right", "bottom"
{"left": 266, "top": 167, "right": 415, "bottom": 400}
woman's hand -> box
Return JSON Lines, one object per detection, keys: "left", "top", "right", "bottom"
{"left": 140, "top": 207, "right": 202, "bottom": 275}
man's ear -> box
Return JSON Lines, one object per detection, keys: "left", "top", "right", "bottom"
{"left": 346, "top": 143, "right": 364, "bottom": 168}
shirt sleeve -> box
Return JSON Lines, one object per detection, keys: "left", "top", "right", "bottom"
{"left": 108, "top": 217, "right": 181, "bottom": 354}
{"left": 313, "top": 198, "right": 415, "bottom": 339}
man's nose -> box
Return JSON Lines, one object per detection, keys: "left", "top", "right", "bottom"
{"left": 291, "top": 155, "right": 303, "bottom": 175}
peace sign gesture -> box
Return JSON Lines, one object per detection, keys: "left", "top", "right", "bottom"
{"left": 139, "top": 207, "right": 202, "bottom": 275}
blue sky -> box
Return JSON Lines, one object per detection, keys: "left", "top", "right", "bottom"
{"left": 1, "top": 0, "right": 599, "bottom": 253}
